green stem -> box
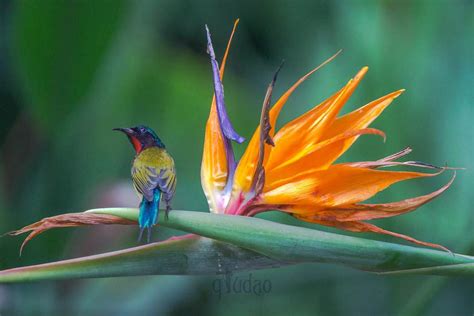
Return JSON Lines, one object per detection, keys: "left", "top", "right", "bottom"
{"left": 0, "top": 208, "right": 472, "bottom": 283}
{"left": 91, "top": 209, "right": 474, "bottom": 272}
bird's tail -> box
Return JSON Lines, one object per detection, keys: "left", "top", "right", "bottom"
{"left": 138, "top": 190, "right": 160, "bottom": 243}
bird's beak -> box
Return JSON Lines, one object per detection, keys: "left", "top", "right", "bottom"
{"left": 113, "top": 127, "right": 135, "bottom": 136}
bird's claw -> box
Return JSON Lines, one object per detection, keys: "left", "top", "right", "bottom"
{"left": 165, "top": 205, "right": 171, "bottom": 220}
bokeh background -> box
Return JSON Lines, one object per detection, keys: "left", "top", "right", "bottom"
{"left": 0, "top": 0, "right": 473, "bottom": 315}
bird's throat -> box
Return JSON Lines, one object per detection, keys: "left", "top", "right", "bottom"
{"left": 128, "top": 136, "right": 143, "bottom": 153}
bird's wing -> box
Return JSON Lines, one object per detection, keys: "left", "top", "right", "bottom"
{"left": 157, "top": 166, "right": 177, "bottom": 202}
{"left": 131, "top": 164, "right": 161, "bottom": 202}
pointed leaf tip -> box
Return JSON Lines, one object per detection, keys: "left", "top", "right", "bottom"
{"left": 9, "top": 212, "right": 135, "bottom": 255}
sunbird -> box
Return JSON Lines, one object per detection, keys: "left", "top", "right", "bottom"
{"left": 113, "top": 125, "right": 176, "bottom": 242}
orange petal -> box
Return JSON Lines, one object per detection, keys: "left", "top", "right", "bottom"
{"left": 305, "top": 89, "right": 403, "bottom": 166}
{"left": 347, "top": 147, "right": 413, "bottom": 169}
{"left": 267, "top": 128, "right": 386, "bottom": 179}
{"left": 293, "top": 216, "right": 450, "bottom": 252}
{"left": 219, "top": 19, "right": 239, "bottom": 79}
{"left": 201, "top": 20, "right": 239, "bottom": 213}
{"left": 262, "top": 165, "right": 438, "bottom": 208}
{"left": 294, "top": 172, "right": 455, "bottom": 221}
{"left": 320, "top": 89, "right": 404, "bottom": 141}
{"left": 265, "top": 127, "right": 385, "bottom": 191}
{"left": 230, "top": 51, "right": 341, "bottom": 196}
{"left": 266, "top": 67, "right": 369, "bottom": 169}
{"left": 345, "top": 147, "right": 450, "bottom": 171}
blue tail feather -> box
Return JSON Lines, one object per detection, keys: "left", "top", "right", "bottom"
{"left": 138, "top": 190, "right": 160, "bottom": 242}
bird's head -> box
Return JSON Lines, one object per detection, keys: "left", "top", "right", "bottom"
{"left": 113, "top": 125, "right": 165, "bottom": 153}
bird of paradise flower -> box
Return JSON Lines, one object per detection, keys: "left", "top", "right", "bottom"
{"left": 10, "top": 20, "right": 455, "bottom": 253}
{"left": 201, "top": 20, "right": 454, "bottom": 252}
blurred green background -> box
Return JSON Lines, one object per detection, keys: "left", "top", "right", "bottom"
{"left": 0, "top": 0, "right": 473, "bottom": 315}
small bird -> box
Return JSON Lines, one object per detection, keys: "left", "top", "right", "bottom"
{"left": 113, "top": 125, "right": 176, "bottom": 242}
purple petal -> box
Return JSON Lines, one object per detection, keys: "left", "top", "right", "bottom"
{"left": 205, "top": 25, "right": 245, "bottom": 144}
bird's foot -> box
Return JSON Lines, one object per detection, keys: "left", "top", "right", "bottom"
{"left": 137, "top": 227, "right": 153, "bottom": 243}
{"left": 165, "top": 205, "right": 172, "bottom": 220}
{"left": 137, "top": 228, "right": 145, "bottom": 243}
{"left": 146, "top": 227, "right": 152, "bottom": 243}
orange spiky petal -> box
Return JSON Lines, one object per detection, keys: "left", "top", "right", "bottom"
{"left": 265, "top": 67, "right": 369, "bottom": 170}
{"left": 261, "top": 165, "right": 440, "bottom": 208}
{"left": 322, "top": 89, "right": 404, "bottom": 139}
{"left": 309, "top": 172, "right": 455, "bottom": 222}
{"left": 265, "top": 128, "right": 386, "bottom": 190}
{"left": 293, "top": 216, "right": 451, "bottom": 252}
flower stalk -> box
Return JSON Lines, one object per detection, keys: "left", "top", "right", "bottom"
{"left": 2, "top": 209, "right": 473, "bottom": 283}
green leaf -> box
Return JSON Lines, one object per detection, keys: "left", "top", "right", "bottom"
{"left": 0, "top": 236, "right": 280, "bottom": 283}
{"left": 90, "top": 209, "right": 474, "bottom": 272}
{"left": 379, "top": 263, "right": 474, "bottom": 276}
{"left": 0, "top": 208, "right": 473, "bottom": 283}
